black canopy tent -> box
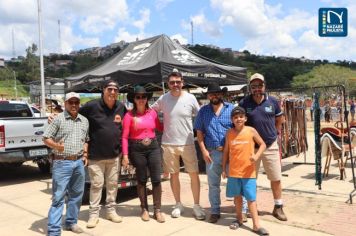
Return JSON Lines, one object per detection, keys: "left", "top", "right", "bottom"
{"left": 65, "top": 34, "right": 247, "bottom": 92}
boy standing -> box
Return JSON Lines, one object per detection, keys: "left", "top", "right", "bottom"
{"left": 222, "top": 106, "right": 268, "bottom": 235}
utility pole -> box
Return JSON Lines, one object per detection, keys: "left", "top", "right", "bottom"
{"left": 58, "top": 20, "right": 62, "bottom": 54}
{"left": 12, "top": 29, "right": 16, "bottom": 59}
{"left": 37, "top": 0, "right": 46, "bottom": 116}
{"left": 13, "top": 71, "right": 17, "bottom": 99}
{"left": 12, "top": 28, "right": 17, "bottom": 99}
{"left": 191, "top": 21, "right": 194, "bottom": 45}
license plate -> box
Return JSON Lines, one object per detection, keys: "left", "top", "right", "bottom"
{"left": 29, "top": 148, "right": 48, "bottom": 157}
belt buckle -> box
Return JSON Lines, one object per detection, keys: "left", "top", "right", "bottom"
{"left": 141, "top": 138, "right": 152, "bottom": 146}
{"left": 216, "top": 146, "right": 223, "bottom": 151}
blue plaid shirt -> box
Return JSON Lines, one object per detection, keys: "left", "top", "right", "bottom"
{"left": 194, "top": 102, "right": 234, "bottom": 149}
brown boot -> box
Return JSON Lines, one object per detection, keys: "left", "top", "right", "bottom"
{"left": 141, "top": 209, "right": 150, "bottom": 221}
{"left": 154, "top": 210, "right": 165, "bottom": 223}
{"left": 272, "top": 205, "right": 287, "bottom": 221}
{"left": 137, "top": 182, "right": 148, "bottom": 211}
{"left": 152, "top": 183, "right": 162, "bottom": 211}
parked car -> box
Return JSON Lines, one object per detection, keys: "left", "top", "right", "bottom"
{"left": 0, "top": 100, "right": 51, "bottom": 173}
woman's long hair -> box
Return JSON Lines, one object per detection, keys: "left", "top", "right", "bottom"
{"left": 131, "top": 98, "right": 150, "bottom": 130}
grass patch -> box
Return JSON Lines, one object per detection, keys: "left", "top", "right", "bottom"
{"left": 0, "top": 80, "right": 29, "bottom": 99}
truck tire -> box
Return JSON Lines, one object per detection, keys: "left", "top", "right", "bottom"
{"left": 37, "top": 160, "right": 51, "bottom": 174}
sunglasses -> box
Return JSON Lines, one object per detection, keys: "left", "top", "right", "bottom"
{"left": 250, "top": 84, "right": 264, "bottom": 89}
{"left": 169, "top": 80, "right": 182, "bottom": 85}
{"left": 135, "top": 95, "right": 148, "bottom": 100}
{"left": 68, "top": 100, "right": 80, "bottom": 105}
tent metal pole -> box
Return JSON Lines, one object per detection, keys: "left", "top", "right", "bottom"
{"left": 161, "top": 81, "right": 165, "bottom": 94}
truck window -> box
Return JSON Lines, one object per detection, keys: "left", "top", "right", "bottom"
{"left": 0, "top": 103, "right": 32, "bottom": 117}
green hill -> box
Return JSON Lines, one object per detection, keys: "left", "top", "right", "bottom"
{"left": 0, "top": 80, "right": 29, "bottom": 99}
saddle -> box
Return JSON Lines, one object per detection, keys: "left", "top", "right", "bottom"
{"left": 320, "top": 121, "right": 349, "bottom": 143}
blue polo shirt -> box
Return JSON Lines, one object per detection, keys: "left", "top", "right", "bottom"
{"left": 194, "top": 102, "right": 235, "bottom": 149}
{"left": 239, "top": 95, "right": 283, "bottom": 146}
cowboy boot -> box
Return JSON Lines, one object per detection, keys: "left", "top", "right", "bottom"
{"left": 137, "top": 182, "right": 150, "bottom": 221}
{"left": 152, "top": 183, "right": 165, "bottom": 223}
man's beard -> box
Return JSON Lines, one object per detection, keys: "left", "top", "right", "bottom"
{"left": 210, "top": 98, "right": 223, "bottom": 105}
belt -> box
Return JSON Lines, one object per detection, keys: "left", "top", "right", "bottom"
{"left": 129, "top": 138, "right": 155, "bottom": 146}
{"left": 52, "top": 154, "right": 82, "bottom": 161}
{"left": 215, "top": 146, "right": 223, "bottom": 151}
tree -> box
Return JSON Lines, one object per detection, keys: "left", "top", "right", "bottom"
{"left": 0, "top": 68, "right": 13, "bottom": 81}
{"left": 292, "top": 64, "right": 356, "bottom": 96}
{"left": 15, "top": 43, "right": 40, "bottom": 83}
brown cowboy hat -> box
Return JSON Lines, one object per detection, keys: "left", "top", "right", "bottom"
{"left": 127, "top": 85, "right": 153, "bottom": 103}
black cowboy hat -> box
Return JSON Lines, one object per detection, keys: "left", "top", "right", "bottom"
{"left": 204, "top": 83, "right": 228, "bottom": 95}
{"left": 127, "top": 85, "right": 153, "bottom": 103}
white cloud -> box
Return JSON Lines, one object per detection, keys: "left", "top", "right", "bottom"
{"left": 0, "top": 0, "right": 129, "bottom": 59}
{"left": 211, "top": 0, "right": 356, "bottom": 61}
{"left": 155, "top": 0, "right": 174, "bottom": 10}
{"left": 182, "top": 13, "right": 222, "bottom": 38}
{"left": 114, "top": 28, "right": 148, "bottom": 43}
{"left": 132, "top": 8, "right": 150, "bottom": 32}
{"left": 170, "top": 34, "right": 188, "bottom": 45}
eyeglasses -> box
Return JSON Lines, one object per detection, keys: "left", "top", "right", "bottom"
{"left": 135, "top": 95, "right": 147, "bottom": 100}
{"left": 169, "top": 80, "right": 182, "bottom": 85}
{"left": 68, "top": 100, "right": 80, "bottom": 105}
{"left": 107, "top": 87, "right": 118, "bottom": 93}
{"left": 250, "top": 84, "right": 264, "bottom": 89}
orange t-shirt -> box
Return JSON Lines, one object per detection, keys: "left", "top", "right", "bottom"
{"left": 227, "top": 126, "right": 256, "bottom": 178}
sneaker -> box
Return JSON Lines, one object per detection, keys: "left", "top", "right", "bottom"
{"left": 63, "top": 224, "right": 84, "bottom": 234}
{"left": 193, "top": 204, "right": 206, "bottom": 220}
{"left": 86, "top": 216, "right": 99, "bottom": 228}
{"left": 171, "top": 202, "right": 184, "bottom": 218}
{"left": 106, "top": 212, "right": 123, "bottom": 223}
{"left": 272, "top": 205, "right": 287, "bottom": 221}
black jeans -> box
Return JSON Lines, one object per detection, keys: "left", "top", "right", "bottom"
{"left": 129, "top": 139, "right": 162, "bottom": 184}
{"left": 129, "top": 139, "right": 162, "bottom": 210}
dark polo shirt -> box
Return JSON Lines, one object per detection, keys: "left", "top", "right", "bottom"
{"left": 239, "top": 95, "right": 283, "bottom": 146}
{"left": 79, "top": 98, "right": 127, "bottom": 160}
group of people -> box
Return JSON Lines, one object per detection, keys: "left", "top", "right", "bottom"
{"left": 43, "top": 70, "right": 287, "bottom": 236}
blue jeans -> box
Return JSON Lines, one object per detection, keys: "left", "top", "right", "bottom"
{"left": 206, "top": 150, "right": 223, "bottom": 214}
{"left": 47, "top": 159, "right": 85, "bottom": 236}
{"left": 206, "top": 149, "right": 248, "bottom": 214}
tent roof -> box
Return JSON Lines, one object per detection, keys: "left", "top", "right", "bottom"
{"left": 66, "top": 34, "right": 247, "bottom": 92}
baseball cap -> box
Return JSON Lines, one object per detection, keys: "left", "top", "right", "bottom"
{"left": 65, "top": 92, "right": 80, "bottom": 101}
{"left": 103, "top": 80, "right": 119, "bottom": 89}
{"left": 249, "top": 73, "right": 265, "bottom": 83}
{"left": 231, "top": 106, "right": 246, "bottom": 117}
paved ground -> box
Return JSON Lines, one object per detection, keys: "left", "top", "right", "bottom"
{"left": 1, "top": 128, "right": 356, "bottom": 235}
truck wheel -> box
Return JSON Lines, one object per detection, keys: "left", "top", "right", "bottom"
{"left": 38, "top": 160, "right": 51, "bottom": 174}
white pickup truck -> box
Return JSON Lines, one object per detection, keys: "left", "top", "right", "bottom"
{"left": 0, "top": 100, "right": 51, "bottom": 173}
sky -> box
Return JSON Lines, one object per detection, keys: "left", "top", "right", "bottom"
{"left": 0, "top": 0, "right": 355, "bottom": 62}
